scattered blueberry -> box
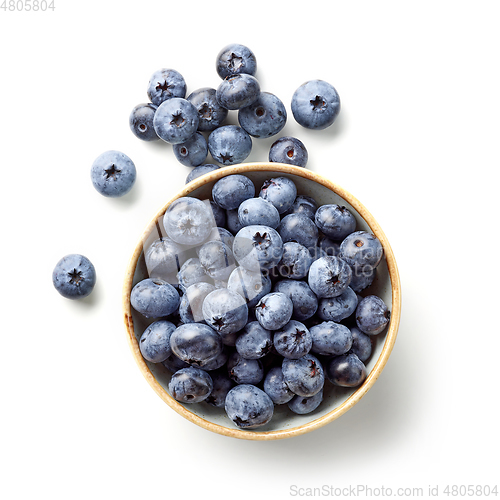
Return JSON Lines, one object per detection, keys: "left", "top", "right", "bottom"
{"left": 259, "top": 176, "right": 297, "bottom": 214}
{"left": 53, "top": 254, "right": 96, "bottom": 300}
{"left": 315, "top": 204, "right": 356, "bottom": 241}
{"left": 325, "top": 353, "right": 367, "bottom": 388}
{"left": 187, "top": 87, "right": 228, "bottom": 131}
{"left": 212, "top": 174, "right": 255, "bottom": 210}
{"left": 90, "top": 150, "right": 136, "bottom": 198}
{"left": 169, "top": 367, "right": 213, "bottom": 403}
{"left": 130, "top": 278, "right": 180, "bottom": 319}
{"left": 216, "top": 73, "right": 260, "bottom": 110}
{"left": 269, "top": 136, "right": 308, "bottom": 168}
{"left": 129, "top": 103, "right": 159, "bottom": 141}
{"left": 216, "top": 43, "right": 257, "bottom": 79}
{"left": 238, "top": 92, "right": 287, "bottom": 138}
{"left": 356, "top": 295, "right": 390, "bottom": 335}
{"left": 139, "top": 320, "right": 176, "bottom": 363}
{"left": 225, "top": 384, "right": 274, "bottom": 429}
{"left": 208, "top": 125, "right": 252, "bottom": 165}
{"left": 153, "top": 97, "right": 199, "bottom": 144}
{"left": 173, "top": 132, "right": 208, "bottom": 167}
{"left": 185, "top": 164, "right": 220, "bottom": 184}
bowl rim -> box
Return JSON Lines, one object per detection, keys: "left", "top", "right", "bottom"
{"left": 122, "top": 162, "right": 401, "bottom": 440}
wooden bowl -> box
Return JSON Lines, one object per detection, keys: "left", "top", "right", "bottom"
{"left": 123, "top": 163, "right": 401, "bottom": 440}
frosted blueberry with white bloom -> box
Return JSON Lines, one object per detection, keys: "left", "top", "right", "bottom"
{"left": 90, "top": 150, "right": 136, "bottom": 197}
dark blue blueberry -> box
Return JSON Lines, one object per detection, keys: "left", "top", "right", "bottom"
{"left": 263, "top": 366, "right": 294, "bottom": 404}
{"left": 282, "top": 354, "right": 324, "bottom": 397}
{"left": 291, "top": 79, "right": 340, "bottom": 130}
{"left": 208, "top": 125, "right": 252, "bottom": 165}
{"left": 317, "top": 233, "right": 341, "bottom": 257}
{"left": 227, "top": 267, "right": 271, "bottom": 308}
{"left": 308, "top": 256, "right": 352, "bottom": 298}
{"left": 226, "top": 209, "right": 245, "bottom": 235}
{"left": 176, "top": 258, "right": 211, "bottom": 290}
{"left": 355, "top": 295, "right": 390, "bottom": 335}
{"left": 288, "top": 389, "right": 323, "bottom": 414}
{"left": 204, "top": 370, "right": 234, "bottom": 408}
{"left": 153, "top": 97, "right": 199, "bottom": 144}
{"left": 238, "top": 197, "right": 280, "bottom": 229}
{"left": 315, "top": 205, "right": 356, "bottom": 241}
{"left": 273, "top": 320, "right": 312, "bottom": 359}
{"left": 269, "top": 136, "right": 308, "bottom": 168}
{"left": 283, "top": 195, "right": 317, "bottom": 220}
{"left": 212, "top": 174, "right": 255, "bottom": 210}
{"left": 187, "top": 87, "right": 228, "bottom": 131}
{"left": 210, "top": 202, "right": 226, "bottom": 228}
{"left": 168, "top": 367, "right": 213, "bottom": 403}
{"left": 216, "top": 74, "right": 260, "bottom": 110}
{"left": 130, "top": 278, "right": 180, "bottom": 319}
{"left": 317, "top": 287, "right": 358, "bottom": 322}
{"left": 216, "top": 43, "right": 257, "bottom": 79}
{"left": 52, "top": 254, "right": 96, "bottom": 300}
{"left": 350, "top": 327, "right": 372, "bottom": 362}
{"left": 162, "top": 352, "right": 190, "bottom": 372}
{"left": 185, "top": 164, "right": 220, "bottom": 184}
{"left": 278, "top": 213, "right": 319, "bottom": 250}
{"left": 129, "top": 103, "right": 159, "bottom": 141}
{"left": 147, "top": 68, "right": 186, "bottom": 106}
{"left": 225, "top": 384, "right": 274, "bottom": 429}
{"left": 227, "top": 351, "right": 264, "bottom": 385}
{"left": 238, "top": 92, "right": 287, "bottom": 138}
{"left": 273, "top": 279, "right": 318, "bottom": 321}
{"left": 173, "top": 132, "right": 208, "bottom": 167}
{"left": 178, "top": 282, "right": 216, "bottom": 324}
{"left": 170, "top": 323, "right": 223, "bottom": 367}
{"left": 233, "top": 225, "right": 284, "bottom": 272}
{"left": 204, "top": 226, "right": 234, "bottom": 250}
{"left": 325, "top": 353, "right": 367, "bottom": 387}
{"left": 139, "top": 320, "right": 176, "bottom": 363}
{"left": 90, "top": 150, "right": 136, "bottom": 197}
{"left": 339, "top": 231, "right": 384, "bottom": 270}
{"left": 202, "top": 288, "right": 249, "bottom": 335}
{"left": 310, "top": 321, "right": 353, "bottom": 356}
{"left": 277, "top": 242, "right": 313, "bottom": 280}
{"left": 255, "top": 292, "right": 293, "bottom": 331}
{"left": 144, "top": 237, "right": 188, "bottom": 279}
{"left": 259, "top": 176, "right": 297, "bottom": 214}
{"left": 199, "top": 346, "right": 230, "bottom": 371}
{"left": 235, "top": 321, "right": 273, "bottom": 359}
{"left": 198, "top": 240, "right": 236, "bottom": 281}
{"left": 163, "top": 197, "right": 215, "bottom": 245}
{"left": 349, "top": 265, "right": 376, "bottom": 293}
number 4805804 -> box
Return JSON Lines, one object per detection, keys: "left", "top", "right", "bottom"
{"left": 1, "top": 0, "right": 55, "bottom": 11}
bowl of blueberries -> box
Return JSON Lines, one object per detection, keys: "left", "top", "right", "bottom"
{"left": 123, "top": 162, "right": 401, "bottom": 440}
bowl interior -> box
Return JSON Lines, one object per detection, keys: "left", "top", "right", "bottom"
{"left": 123, "top": 163, "right": 401, "bottom": 440}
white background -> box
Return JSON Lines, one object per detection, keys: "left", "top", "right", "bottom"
{"left": 1, "top": 1, "right": 499, "bottom": 499}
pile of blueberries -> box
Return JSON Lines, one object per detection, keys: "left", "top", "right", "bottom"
{"left": 131, "top": 173, "right": 391, "bottom": 430}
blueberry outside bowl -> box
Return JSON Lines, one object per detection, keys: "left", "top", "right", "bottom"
{"left": 123, "top": 163, "right": 401, "bottom": 440}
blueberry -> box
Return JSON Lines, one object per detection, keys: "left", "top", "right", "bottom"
{"left": 163, "top": 197, "right": 215, "bottom": 245}
{"left": 325, "top": 353, "right": 367, "bottom": 388}
{"left": 205, "top": 370, "right": 234, "bottom": 408}
{"left": 147, "top": 68, "right": 187, "bottom": 106}
{"left": 255, "top": 292, "right": 293, "bottom": 331}
{"left": 52, "top": 254, "right": 96, "bottom": 300}
{"left": 227, "top": 351, "right": 264, "bottom": 385}
{"left": 144, "top": 237, "right": 188, "bottom": 279}
{"left": 169, "top": 367, "right": 213, "bottom": 403}
{"left": 130, "top": 278, "right": 180, "bottom": 319}
{"left": 90, "top": 150, "right": 136, "bottom": 198}
{"left": 129, "top": 103, "right": 159, "bottom": 141}
{"left": 269, "top": 136, "right": 308, "bottom": 168}
{"left": 273, "top": 320, "right": 312, "bottom": 359}
{"left": 350, "top": 327, "right": 372, "bottom": 362}
{"left": 317, "top": 287, "right": 358, "bottom": 322}
{"left": 204, "top": 226, "right": 235, "bottom": 250}
{"left": 178, "top": 282, "right": 216, "bottom": 324}
{"left": 162, "top": 352, "right": 190, "bottom": 372}
{"left": 282, "top": 354, "right": 324, "bottom": 397}
{"left": 317, "top": 233, "right": 341, "bottom": 257}
{"left": 216, "top": 73, "right": 260, "bottom": 110}
{"left": 233, "top": 225, "right": 284, "bottom": 272}
{"left": 277, "top": 242, "right": 313, "bottom": 280}
{"left": 198, "top": 346, "right": 230, "bottom": 371}
{"left": 291, "top": 79, "right": 341, "bottom": 130}
{"left": 259, "top": 176, "right": 297, "bottom": 214}
{"left": 185, "top": 164, "right": 220, "bottom": 184}
{"left": 238, "top": 197, "right": 280, "bottom": 229}
{"left": 288, "top": 389, "right": 323, "bottom": 414}
{"left": 273, "top": 279, "right": 318, "bottom": 321}
{"left": 216, "top": 43, "right": 257, "bottom": 79}
{"left": 176, "top": 258, "right": 211, "bottom": 290}
{"left": 209, "top": 202, "right": 227, "bottom": 228}
{"left": 208, "top": 125, "right": 252, "bottom": 165}
{"left": 198, "top": 240, "right": 236, "bottom": 281}
{"left": 170, "top": 323, "right": 223, "bottom": 367}
{"left": 153, "top": 97, "right": 199, "bottom": 144}
{"left": 310, "top": 321, "right": 353, "bottom": 356}
{"left": 238, "top": 92, "right": 287, "bottom": 138}
{"left": 283, "top": 195, "right": 317, "bottom": 220}
{"left": 202, "top": 288, "right": 248, "bottom": 335}
{"left": 355, "top": 295, "right": 390, "bottom": 335}
{"left": 339, "top": 231, "right": 384, "bottom": 270}
{"left": 308, "top": 256, "right": 352, "bottom": 298}
{"left": 227, "top": 267, "right": 271, "bottom": 308}
{"left": 349, "top": 265, "right": 376, "bottom": 293}
{"left": 225, "top": 384, "right": 274, "bottom": 429}
{"left": 187, "top": 87, "right": 228, "bottom": 131}
{"left": 173, "top": 132, "right": 208, "bottom": 167}
{"left": 315, "top": 204, "right": 356, "bottom": 241}
{"left": 263, "top": 366, "right": 294, "bottom": 404}
{"left": 212, "top": 174, "right": 255, "bottom": 210}
{"left": 226, "top": 208, "right": 245, "bottom": 235}
{"left": 139, "top": 320, "right": 176, "bottom": 363}
{"left": 235, "top": 321, "right": 273, "bottom": 359}
{"left": 278, "top": 213, "right": 319, "bottom": 250}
